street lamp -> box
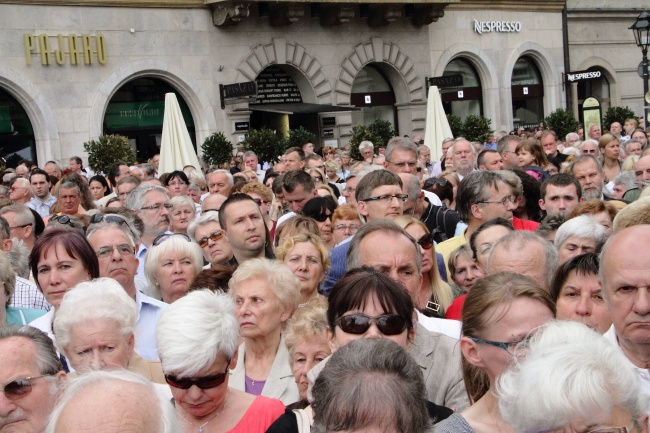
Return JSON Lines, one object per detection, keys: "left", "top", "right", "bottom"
{"left": 630, "top": 11, "right": 650, "bottom": 127}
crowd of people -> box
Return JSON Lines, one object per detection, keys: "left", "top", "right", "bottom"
{"left": 2, "top": 124, "right": 650, "bottom": 433}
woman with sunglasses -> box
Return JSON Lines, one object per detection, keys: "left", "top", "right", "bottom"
{"left": 157, "top": 289, "right": 286, "bottom": 433}
{"left": 276, "top": 234, "right": 330, "bottom": 305}
{"left": 434, "top": 272, "right": 555, "bottom": 433}
{"left": 28, "top": 227, "right": 100, "bottom": 349}
{"left": 394, "top": 216, "right": 455, "bottom": 318}
{"left": 164, "top": 170, "right": 190, "bottom": 198}
{"left": 144, "top": 233, "right": 203, "bottom": 303}
{"left": 301, "top": 196, "right": 337, "bottom": 249}
{"left": 189, "top": 212, "right": 234, "bottom": 267}
{"left": 228, "top": 259, "right": 301, "bottom": 405}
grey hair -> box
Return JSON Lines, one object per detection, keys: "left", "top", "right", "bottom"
{"left": 613, "top": 171, "right": 637, "bottom": 190}
{"left": 311, "top": 339, "right": 431, "bottom": 433}
{"left": 568, "top": 154, "right": 603, "bottom": 175}
{"left": 45, "top": 369, "right": 178, "bottom": 433}
{"left": 385, "top": 137, "right": 418, "bottom": 161}
{"left": 554, "top": 215, "right": 607, "bottom": 252}
{"left": 496, "top": 170, "right": 523, "bottom": 196}
{"left": 565, "top": 132, "right": 579, "bottom": 142}
{"left": 124, "top": 184, "right": 169, "bottom": 211}
{"left": 400, "top": 173, "right": 421, "bottom": 203}
{"left": 622, "top": 139, "right": 643, "bottom": 155}
{"left": 53, "top": 278, "right": 137, "bottom": 359}
{"left": 9, "top": 238, "right": 30, "bottom": 279}
{"left": 86, "top": 215, "right": 140, "bottom": 245}
{"left": 144, "top": 235, "right": 203, "bottom": 298}
{"left": 0, "top": 325, "right": 63, "bottom": 374}
{"left": 228, "top": 258, "right": 300, "bottom": 315}
{"left": 0, "top": 204, "right": 35, "bottom": 232}
{"left": 157, "top": 290, "right": 239, "bottom": 376}
{"left": 347, "top": 219, "right": 422, "bottom": 275}
{"left": 359, "top": 141, "right": 374, "bottom": 151}
{"left": 187, "top": 210, "right": 221, "bottom": 242}
{"left": 488, "top": 231, "right": 558, "bottom": 289}
{"left": 58, "top": 181, "right": 80, "bottom": 196}
{"left": 0, "top": 215, "right": 9, "bottom": 240}
{"left": 452, "top": 137, "right": 476, "bottom": 153}
{"left": 456, "top": 171, "right": 506, "bottom": 221}
{"left": 497, "top": 321, "right": 646, "bottom": 433}
{"left": 0, "top": 251, "right": 15, "bottom": 306}
{"left": 207, "top": 169, "right": 234, "bottom": 186}
{"left": 169, "top": 195, "right": 196, "bottom": 213}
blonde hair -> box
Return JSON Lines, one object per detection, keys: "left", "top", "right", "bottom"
{"left": 275, "top": 233, "right": 331, "bottom": 273}
{"left": 284, "top": 297, "right": 329, "bottom": 360}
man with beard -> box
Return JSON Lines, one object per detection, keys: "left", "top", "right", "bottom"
{"left": 125, "top": 185, "right": 171, "bottom": 287}
{"left": 568, "top": 155, "right": 608, "bottom": 200}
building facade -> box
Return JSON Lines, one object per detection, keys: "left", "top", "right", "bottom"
{"left": 0, "top": 0, "right": 568, "bottom": 167}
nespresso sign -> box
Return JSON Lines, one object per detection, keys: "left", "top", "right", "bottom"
{"left": 24, "top": 34, "right": 107, "bottom": 66}
{"left": 473, "top": 20, "right": 522, "bottom": 34}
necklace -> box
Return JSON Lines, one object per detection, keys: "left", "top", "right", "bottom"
{"left": 179, "top": 389, "right": 229, "bottom": 433}
{"left": 487, "top": 396, "right": 504, "bottom": 433}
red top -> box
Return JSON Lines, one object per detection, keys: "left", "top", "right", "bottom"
{"left": 512, "top": 216, "right": 539, "bottom": 231}
{"left": 445, "top": 294, "right": 466, "bottom": 321}
{"left": 228, "top": 395, "right": 286, "bottom": 433}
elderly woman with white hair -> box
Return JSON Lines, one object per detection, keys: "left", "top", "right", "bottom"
{"left": 169, "top": 195, "right": 197, "bottom": 235}
{"left": 497, "top": 321, "right": 649, "bottom": 433}
{"left": 228, "top": 258, "right": 301, "bottom": 405}
{"left": 144, "top": 233, "right": 203, "bottom": 303}
{"left": 53, "top": 277, "right": 165, "bottom": 383}
{"left": 555, "top": 214, "right": 607, "bottom": 265}
{"left": 188, "top": 211, "right": 233, "bottom": 267}
{"left": 157, "top": 289, "right": 286, "bottom": 433}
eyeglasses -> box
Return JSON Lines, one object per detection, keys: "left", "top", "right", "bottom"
{"left": 417, "top": 233, "right": 433, "bottom": 250}
{"left": 197, "top": 230, "right": 224, "bottom": 248}
{"left": 90, "top": 214, "right": 135, "bottom": 233}
{"left": 311, "top": 213, "right": 332, "bottom": 223}
{"left": 9, "top": 223, "right": 32, "bottom": 230}
{"left": 153, "top": 233, "right": 191, "bottom": 246}
{"left": 312, "top": 176, "right": 323, "bottom": 182}
{"left": 387, "top": 160, "right": 417, "bottom": 169}
{"left": 469, "top": 336, "right": 530, "bottom": 356}
{"left": 251, "top": 198, "right": 266, "bottom": 207}
{"left": 477, "top": 196, "right": 516, "bottom": 206}
{"left": 587, "top": 423, "right": 637, "bottom": 433}
{"left": 140, "top": 203, "right": 173, "bottom": 212}
{"left": 95, "top": 244, "right": 136, "bottom": 259}
{"left": 334, "top": 313, "right": 407, "bottom": 336}
{"left": 10, "top": 186, "right": 27, "bottom": 192}
{"left": 362, "top": 194, "right": 408, "bottom": 204}
{"left": 165, "top": 361, "right": 230, "bottom": 390}
{"left": 343, "top": 186, "right": 356, "bottom": 193}
{"left": 1, "top": 375, "right": 53, "bottom": 400}
{"left": 334, "top": 224, "right": 360, "bottom": 232}
{"left": 49, "top": 215, "right": 76, "bottom": 226}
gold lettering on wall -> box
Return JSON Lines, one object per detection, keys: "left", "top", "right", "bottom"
{"left": 23, "top": 33, "right": 107, "bottom": 66}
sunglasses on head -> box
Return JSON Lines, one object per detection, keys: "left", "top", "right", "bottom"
{"left": 164, "top": 362, "right": 229, "bottom": 390}
{"left": 334, "top": 313, "right": 407, "bottom": 336}
{"left": 197, "top": 230, "right": 224, "bottom": 248}
{"left": 417, "top": 233, "right": 434, "bottom": 250}
{"left": 1, "top": 375, "right": 53, "bottom": 401}
{"left": 153, "top": 232, "right": 192, "bottom": 246}
{"left": 90, "top": 214, "right": 136, "bottom": 234}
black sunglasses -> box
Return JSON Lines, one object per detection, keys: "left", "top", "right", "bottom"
{"left": 311, "top": 212, "right": 332, "bottom": 223}
{"left": 197, "top": 230, "right": 224, "bottom": 248}
{"left": 417, "top": 233, "right": 434, "bottom": 250}
{"left": 164, "top": 361, "right": 229, "bottom": 390}
{"left": 90, "top": 214, "right": 135, "bottom": 233}
{"left": 1, "top": 375, "right": 53, "bottom": 400}
{"left": 334, "top": 313, "right": 407, "bottom": 336}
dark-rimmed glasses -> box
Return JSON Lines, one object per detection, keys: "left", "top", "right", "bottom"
{"left": 165, "top": 361, "right": 230, "bottom": 390}
{"left": 469, "top": 336, "right": 530, "bottom": 356}
{"left": 153, "top": 233, "right": 191, "bottom": 246}
{"left": 197, "top": 230, "right": 224, "bottom": 248}
{"left": 362, "top": 194, "right": 408, "bottom": 204}
{"left": 334, "top": 313, "right": 407, "bottom": 336}
{"left": 1, "top": 375, "right": 53, "bottom": 400}
{"left": 140, "top": 203, "right": 173, "bottom": 212}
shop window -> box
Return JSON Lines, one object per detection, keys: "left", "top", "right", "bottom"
{"left": 351, "top": 65, "right": 397, "bottom": 132}
{"left": 440, "top": 58, "right": 483, "bottom": 119}
{"left": 103, "top": 77, "right": 196, "bottom": 162}
{"left": 511, "top": 56, "right": 544, "bottom": 130}
{"left": 577, "top": 67, "right": 610, "bottom": 112}
{"left": 0, "top": 88, "right": 36, "bottom": 167}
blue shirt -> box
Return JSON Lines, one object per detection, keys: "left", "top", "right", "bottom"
{"left": 135, "top": 290, "right": 168, "bottom": 361}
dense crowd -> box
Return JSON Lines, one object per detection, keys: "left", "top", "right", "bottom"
{"left": 1, "top": 123, "right": 650, "bottom": 433}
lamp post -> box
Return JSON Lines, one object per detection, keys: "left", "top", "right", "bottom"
{"left": 630, "top": 11, "right": 650, "bottom": 128}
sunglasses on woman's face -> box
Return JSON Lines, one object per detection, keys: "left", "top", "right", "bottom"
{"left": 164, "top": 362, "right": 230, "bottom": 390}
{"left": 334, "top": 313, "right": 407, "bottom": 336}
{"left": 197, "top": 230, "right": 224, "bottom": 248}
{"left": 417, "top": 233, "right": 434, "bottom": 250}
{"left": 312, "top": 212, "right": 332, "bottom": 223}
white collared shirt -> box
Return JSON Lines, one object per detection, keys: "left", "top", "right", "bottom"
{"left": 603, "top": 325, "right": 650, "bottom": 398}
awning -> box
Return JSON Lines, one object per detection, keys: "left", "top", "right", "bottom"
{"left": 249, "top": 103, "right": 358, "bottom": 115}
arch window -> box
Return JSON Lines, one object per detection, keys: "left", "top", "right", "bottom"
{"left": 351, "top": 64, "right": 397, "bottom": 131}
{"left": 511, "top": 56, "right": 544, "bottom": 129}
{"left": 440, "top": 58, "right": 483, "bottom": 119}
{"left": 0, "top": 88, "right": 36, "bottom": 167}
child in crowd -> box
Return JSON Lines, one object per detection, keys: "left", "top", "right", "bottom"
{"left": 516, "top": 138, "right": 549, "bottom": 181}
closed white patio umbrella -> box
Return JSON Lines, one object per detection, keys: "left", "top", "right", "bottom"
{"left": 424, "top": 85, "right": 453, "bottom": 161}
{"left": 159, "top": 92, "right": 201, "bottom": 174}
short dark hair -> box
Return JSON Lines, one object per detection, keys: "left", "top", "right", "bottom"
{"left": 540, "top": 173, "right": 582, "bottom": 201}
{"left": 550, "top": 252, "right": 599, "bottom": 303}
{"left": 423, "top": 177, "right": 453, "bottom": 203}
{"left": 327, "top": 267, "right": 414, "bottom": 336}
{"left": 29, "top": 168, "right": 50, "bottom": 184}
{"left": 29, "top": 227, "right": 100, "bottom": 291}
{"left": 456, "top": 171, "right": 505, "bottom": 221}
{"left": 282, "top": 170, "right": 315, "bottom": 193}
{"left": 469, "top": 217, "right": 513, "bottom": 259}
{"left": 163, "top": 170, "right": 189, "bottom": 187}
{"left": 354, "top": 169, "right": 402, "bottom": 203}
{"left": 218, "top": 193, "right": 257, "bottom": 230}
{"left": 477, "top": 149, "right": 499, "bottom": 167}
{"left": 302, "top": 196, "right": 337, "bottom": 220}
{"left": 284, "top": 147, "right": 306, "bottom": 161}
{"left": 107, "top": 160, "right": 128, "bottom": 186}
{"left": 88, "top": 175, "right": 111, "bottom": 195}
{"left": 69, "top": 156, "right": 83, "bottom": 165}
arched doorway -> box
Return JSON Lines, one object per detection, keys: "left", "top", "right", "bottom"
{"left": 103, "top": 77, "right": 196, "bottom": 162}
{"left": 577, "top": 66, "right": 611, "bottom": 112}
{"left": 441, "top": 58, "right": 483, "bottom": 119}
{"left": 511, "top": 56, "right": 544, "bottom": 129}
{"left": 350, "top": 64, "right": 397, "bottom": 131}
{"left": 0, "top": 87, "right": 36, "bottom": 167}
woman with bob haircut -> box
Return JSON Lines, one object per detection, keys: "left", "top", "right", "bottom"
{"left": 567, "top": 198, "right": 619, "bottom": 235}
{"left": 188, "top": 211, "right": 233, "bottom": 267}
{"left": 28, "top": 227, "right": 100, "bottom": 345}
{"left": 330, "top": 203, "right": 361, "bottom": 246}
{"left": 434, "top": 272, "right": 555, "bottom": 433}
{"left": 228, "top": 258, "right": 301, "bottom": 404}
{"left": 53, "top": 277, "right": 164, "bottom": 382}
{"left": 144, "top": 233, "right": 203, "bottom": 303}
{"left": 275, "top": 234, "right": 330, "bottom": 305}
{"left": 157, "top": 289, "right": 286, "bottom": 433}
{"left": 301, "top": 196, "right": 337, "bottom": 249}
{"left": 394, "top": 216, "right": 455, "bottom": 318}
{"left": 163, "top": 170, "right": 190, "bottom": 198}
{"left": 274, "top": 216, "right": 320, "bottom": 249}
{"left": 498, "top": 321, "right": 649, "bottom": 433}
{"left": 554, "top": 214, "right": 607, "bottom": 265}
{"left": 168, "top": 195, "right": 196, "bottom": 235}
{"left": 550, "top": 252, "right": 611, "bottom": 334}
